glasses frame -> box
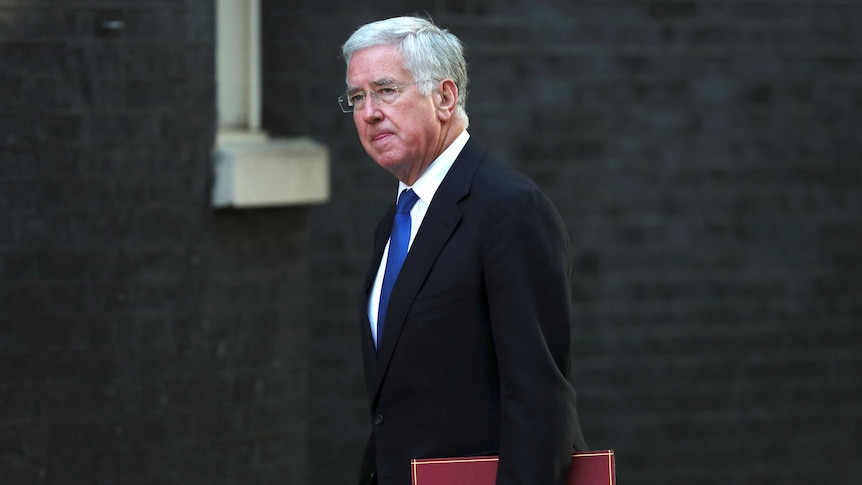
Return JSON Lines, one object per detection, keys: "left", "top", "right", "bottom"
{"left": 338, "top": 80, "right": 429, "bottom": 113}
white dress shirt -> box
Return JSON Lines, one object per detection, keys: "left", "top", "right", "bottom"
{"left": 367, "top": 130, "right": 471, "bottom": 341}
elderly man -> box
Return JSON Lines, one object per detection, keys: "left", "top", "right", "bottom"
{"left": 339, "top": 16, "right": 587, "bottom": 485}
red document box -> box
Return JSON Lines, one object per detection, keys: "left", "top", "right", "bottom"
{"left": 411, "top": 449, "right": 615, "bottom": 485}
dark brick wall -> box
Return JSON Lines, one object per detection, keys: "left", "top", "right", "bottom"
{"left": 3, "top": 0, "right": 860, "bottom": 484}
{"left": 2, "top": 2, "right": 311, "bottom": 484}
{"left": 263, "top": 1, "right": 862, "bottom": 484}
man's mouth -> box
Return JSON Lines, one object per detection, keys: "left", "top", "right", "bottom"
{"left": 372, "top": 132, "right": 393, "bottom": 143}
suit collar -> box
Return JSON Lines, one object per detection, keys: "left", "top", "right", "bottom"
{"left": 401, "top": 129, "right": 470, "bottom": 205}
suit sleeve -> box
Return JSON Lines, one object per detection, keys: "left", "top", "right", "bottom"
{"left": 481, "top": 184, "right": 579, "bottom": 485}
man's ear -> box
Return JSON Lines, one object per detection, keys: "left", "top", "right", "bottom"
{"left": 435, "top": 79, "right": 459, "bottom": 122}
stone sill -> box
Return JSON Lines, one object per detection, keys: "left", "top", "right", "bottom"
{"left": 212, "top": 131, "right": 330, "bottom": 208}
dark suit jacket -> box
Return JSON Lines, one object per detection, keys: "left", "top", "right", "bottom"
{"left": 358, "top": 138, "right": 587, "bottom": 485}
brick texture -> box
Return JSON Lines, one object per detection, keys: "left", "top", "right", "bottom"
{"left": 1, "top": 2, "right": 310, "bottom": 484}
{"left": 267, "top": 1, "right": 862, "bottom": 484}
{"left": 2, "top": 0, "right": 860, "bottom": 484}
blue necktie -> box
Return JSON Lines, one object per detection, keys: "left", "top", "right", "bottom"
{"left": 377, "top": 189, "right": 419, "bottom": 349}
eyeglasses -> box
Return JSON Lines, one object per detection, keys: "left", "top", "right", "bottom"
{"left": 338, "top": 80, "right": 427, "bottom": 113}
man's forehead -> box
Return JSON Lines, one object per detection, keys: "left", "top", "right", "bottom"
{"left": 346, "top": 45, "right": 407, "bottom": 86}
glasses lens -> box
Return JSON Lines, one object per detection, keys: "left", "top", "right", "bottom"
{"left": 377, "top": 86, "right": 399, "bottom": 104}
{"left": 338, "top": 95, "right": 353, "bottom": 113}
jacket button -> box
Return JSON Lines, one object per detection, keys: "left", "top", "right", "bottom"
{"left": 374, "top": 414, "right": 384, "bottom": 426}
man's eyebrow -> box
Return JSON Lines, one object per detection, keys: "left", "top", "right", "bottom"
{"left": 347, "top": 78, "right": 398, "bottom": 93}
{"left": 372, "top": 78, "right": 397, "bottom": 86}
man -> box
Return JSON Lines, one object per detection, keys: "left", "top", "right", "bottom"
{"left": 340, "top": 16, "right": 587, "bottom": 485}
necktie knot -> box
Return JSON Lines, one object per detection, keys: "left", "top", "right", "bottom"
{"left": 396, "top": 189, "right": 419, "bottom": 215}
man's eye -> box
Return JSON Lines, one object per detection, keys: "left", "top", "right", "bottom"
{"left": 349, "top": 93, "right": 365, "bottom": 103}
{"left": 377, "top": 87, "right": 397, "bottom": 96}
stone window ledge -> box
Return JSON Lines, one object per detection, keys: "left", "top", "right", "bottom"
{"left": 212, "top": 131, "right": 329, "bottom": 208}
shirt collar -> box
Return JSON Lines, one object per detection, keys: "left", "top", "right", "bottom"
{"left": 397, "top": 129, "right": 470, "bottom": 204}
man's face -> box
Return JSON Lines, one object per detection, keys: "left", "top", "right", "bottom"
{"left": 346, "top": 44, "right": 442, "bottom": 182}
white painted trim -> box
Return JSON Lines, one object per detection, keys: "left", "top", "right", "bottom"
{"left": 213, "top": 136, "right": 330, "bottom": 208}
{"left": 216, "top": 0, "right": 262, "bottom": 131}
{"left": 214, "top": 0, "right": 329, "bottom": 207}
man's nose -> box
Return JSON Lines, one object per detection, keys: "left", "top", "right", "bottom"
{"left": 358, "top": 98, "right": 382, "bottom": 122}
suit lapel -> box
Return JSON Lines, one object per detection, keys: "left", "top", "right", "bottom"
{"left": 363, "top": 204, "right": 396, "bottom": 298}
{"left": 369, "top": 138, "right": 486, "bottom": 405}
{"left": 359, "top": 204, "right": 396, "bottom": 399}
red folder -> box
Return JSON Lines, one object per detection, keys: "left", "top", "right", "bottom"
{"left": 411, "top": 449, "right": 615, "bottom": 485}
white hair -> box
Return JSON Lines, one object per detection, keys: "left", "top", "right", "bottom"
{"left": 342, "top": 16, "right": 469, "bottom": 125}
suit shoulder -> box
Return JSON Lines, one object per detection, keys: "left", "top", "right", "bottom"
{"left": 449, "top": 138, "right": 554, "bottom": 210}
{"left": 466, "top": 153, "right": 567, "bottom": 231}
{"left": 472, "top": 155, "right": 545, "bottom": 201}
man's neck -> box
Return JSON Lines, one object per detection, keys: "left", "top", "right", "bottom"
{"left": 399, "top": 120, "right": 467, "bottom": 185}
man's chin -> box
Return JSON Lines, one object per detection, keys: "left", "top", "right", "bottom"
{"left": 373, "top": 158, "right": 413, "bottom": 182}
{"left": 371, "top": 152, "right": 403, "bottom": 170}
